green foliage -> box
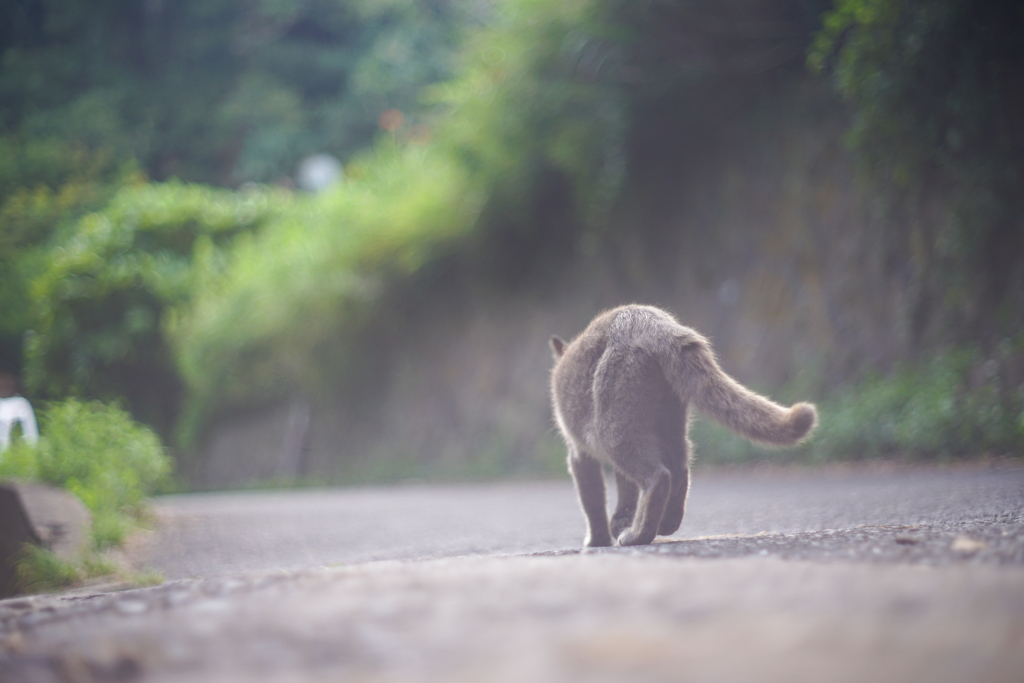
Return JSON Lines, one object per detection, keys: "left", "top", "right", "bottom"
{"left": 14, "top": 544, "right": 87, "bottom": 594}
{"left": 430, "top": 0, "right": 627, "bottom": 227}
{"left": 7, "top": 0, "right": 1021, "bottom": 478}
{"left": 0, "top": 138, "right": 133, "bottom": 362}
{"left": 13, "top": 0, "right": 838, "bottom": 460}
{"left": 25, "top": 181, "right": 282, "bottom": 435}
{"left": 0, "top": 399, "right": 173, "bottom": 547}
{"left": 3, "top": 0, "right": 465, "bottom": 443}
{"left": 693, "top": 347, "right": 1024, "bottom": 464}
{"left": 427, "top": 0, "right": 832, "bottom": 286}
{"left": 8, "top": 0, "right": 852, "bottom": 467}
{"left": 0, "top": 0, "right": 460, "bottom": 186}
{"left": 809, "top": 0, "right": 1024, "bottom": 346}
{"left": 161, "top": 0, "right": 641, "bottom": 447}
{"left": 168, "top": 142, "right": 483, "bottom": 446}
{"left": 0, "top": 439, "right": 39, "bottom": 480}
{"left": 814, "top": 348, "right": 1024, "bottom": 459}
{"left": 13, "top": 544, "right": 119, "bottom": 594}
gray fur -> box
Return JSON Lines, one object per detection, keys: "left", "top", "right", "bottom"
{"left": 550, "top": 304, "right": 817, "bottom": 547}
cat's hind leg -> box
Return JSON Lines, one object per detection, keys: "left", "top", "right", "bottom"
{"left": 568, "top": 445, "right": 612, "bottom": 547}
{"left": 610, "top": 471, "right": 638, "bottom": 539}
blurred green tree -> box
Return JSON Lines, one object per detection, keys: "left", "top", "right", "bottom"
{"left": 0, "top": 0, "right": 461, "bottom": 411}
{"left": 0, "top": 0, "right": 460, "bottom": 186}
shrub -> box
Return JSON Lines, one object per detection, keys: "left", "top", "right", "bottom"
{"left": 814, "top": 348, "right": 1024, "bottom": 460}
{"left": 688, "top": 346, "right": 1024, "bottom": 465}
{"left": 0, "top": 399, "right": 173, "bottom": 547}
{"left": 25, "top": 181, "right": 282, "bottom": 438}
{"left": 167, "top": 142, "right": 484, "bottom": 448}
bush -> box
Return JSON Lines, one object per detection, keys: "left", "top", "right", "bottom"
{"left": 0, "top": 399, "right": 173, "bottom": 547}
{"left": 814, "top": 348, "right": 1024, "bottom": 460}
{"left": 25, "top": 181, "right": 282, "bottom": 438}
{"left": 0, "top": 138, "right": 134, "bottom": 370}
{"left": 167, "top": 142, "right": 484, "bottom": 447}
{"left": 689, "top": 347, "right": 1024, "bottom": 465}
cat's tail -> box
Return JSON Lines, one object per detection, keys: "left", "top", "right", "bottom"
{"left": 661, "top": 334, "right": 817, "bottom": 447}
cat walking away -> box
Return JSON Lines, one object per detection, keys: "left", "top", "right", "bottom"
{"left": 550, "top": 304, "right": 817, "bottom": 547}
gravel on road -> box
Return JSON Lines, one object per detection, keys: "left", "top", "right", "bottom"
{"left": 1, "top": 553, "right": 1022, "bottom": 683}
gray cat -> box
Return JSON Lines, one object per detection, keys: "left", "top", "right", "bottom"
{"left": 550, "top": 304, "right": 817, "bottom": 547}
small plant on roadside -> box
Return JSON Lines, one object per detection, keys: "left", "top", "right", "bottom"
{"left": 23, "top": 399, "right": 173, "bottom": 546}
{"left": 0, "top": 399, "right": 173, "bottom": 593}
{"left": 13, "top": 544, "right": 118, "bottom": 594}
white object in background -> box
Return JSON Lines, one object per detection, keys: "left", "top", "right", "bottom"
{"left": 296, "top": 153, "right": 343, "bottom": 192}
{"left": 0, "top": 396, "right": 39, "bottom": 451}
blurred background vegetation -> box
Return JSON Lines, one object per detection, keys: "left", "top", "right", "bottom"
{"left": 1, "top": 0, "right": 1022, "bottom": 492}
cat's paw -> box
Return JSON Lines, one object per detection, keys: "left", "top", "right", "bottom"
{"left": 584, "top": 533, "right": 613, "bottom": 548}
{"left": 616, "top": 527, "right": 656, "bottom": 547}
{"left": 610, "top": 514, "right": 634, "bottom": 539}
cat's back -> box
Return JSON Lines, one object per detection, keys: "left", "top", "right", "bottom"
{"left": 556, "top": 305, "right": 682, "bottom": 364}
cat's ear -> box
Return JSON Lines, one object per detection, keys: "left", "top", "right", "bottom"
{"left": 550, "top": 335, "right": 566, "bottom": 358}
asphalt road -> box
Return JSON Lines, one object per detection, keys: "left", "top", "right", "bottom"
{"left": 128, "top": 462, "right": 1024, "bottom": 579}
{"left": 1, "top": 462, "right": 1022, "bottom": 683}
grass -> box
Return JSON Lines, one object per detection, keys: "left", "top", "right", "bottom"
{"left": 13, "top": 544, "right": 165, "bottom": 595}
{"left": 13, "top": 544, "right": 117, "bottom": 594}
{"left": 1, "top": 399, "right": 173, "bottom": 595}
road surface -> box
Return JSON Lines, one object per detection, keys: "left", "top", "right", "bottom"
{"left": 128, "top": 462, "right": 1024, "bottom": 578}
{"left": 0, "top": 462, "right": 1022, "bottom": 683}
